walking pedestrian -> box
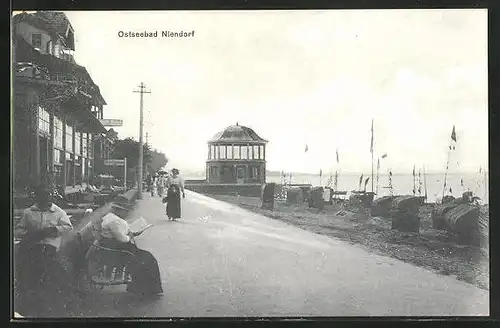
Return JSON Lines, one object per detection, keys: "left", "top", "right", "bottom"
{"left": 165, "top": 168, "right": 185, "bottom": 221}
{"left": 157, "top": 175, "right": 165, "bottom": 198}
{"left": 151, "top": 176, "right": 157, "bottom": 197}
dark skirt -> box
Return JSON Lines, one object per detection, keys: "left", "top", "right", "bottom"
{"left": 166, "top": 189, "right": 181, "bottom": 219}
{"left": 99, "top": 238, "right": 163, "bottom": 295}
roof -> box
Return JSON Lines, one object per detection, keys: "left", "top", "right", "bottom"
{"left": 209, "top": 123, "right": 268, "bottom": 143}
{"left": 13, "top": 11, "right": 75, "bottom": 50}
{"left": 13, "top": 35, "right": 106, "bottom": 105}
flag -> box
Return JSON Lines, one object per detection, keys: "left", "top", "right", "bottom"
{"left": 364, "top": 177, "right": 370, "bottom": 189}
{"left": 319, "top": 169, "right": 322, "bottom": 177}
{"left": 370, "top": 119, "right": 374, "bottom": 153}
{"left": 377, "top": 158, "right": 380, "bottom": 170}
{"left": 359, "top": 174, "right": 364, "bottom": 190}
{"left": 412, "top": 165, "right": 415, "bottom": 177}
{"left": 381, "top": 153, "right": 387, "bottom": 159}
{"left": 305, "top": 144, "right": 308, "bottom": 152}
{"left": 336, "top": 148, "right": 339, "bottom": 164}
{"left": 451, "top": 125, "right": 457, "bottom": 142}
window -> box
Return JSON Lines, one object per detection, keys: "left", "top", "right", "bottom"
{"left": 32, "top": 33, "right": 42, "bottom": 48}
{"left": 210, "top": 166, "right": 218, "bottom": 178}
{"left": 46, "top": 39, "right": 53, "bottom": 54}
{"left": 248, "top": 146, "right": 253, "bottom": 159}
{"left": 234, "top": 145, "right": 240, "bottom": 159}
{"left": 65, "top": 124, "right": 73, "bottom": 153}
{"left": 227, "top": 145, "right": 233, "bottom": 159}
{"left": 252, "top": 167, "right": 260, "bottom": 179}
{"left": 53, "top": 149, "right": 62, "bottom": 164}
{"left": 241, "top": 146, "right": 248, "bottom": 160}
{"left": 219, "top": 145, "right": 226, "bottom": 159}
{"left": 82, "top": 133, "right": 88, "bottom": 158}
{"left": 75, "top": 131, "right": 81, "bottom": 155}
{"left": 53, "top": 116, "right": 63, "bottom": 148}
{"left": 210, "top": 146, "right": 215, "bottom": 160}
{"left": 260, "top": 146, "right": 265, "bottom": 160}
{"left": 37, "top": 106, "right": 50, "bottom": 134}
{"left": 253, "top": 146, "right": 259, "bottom": 160}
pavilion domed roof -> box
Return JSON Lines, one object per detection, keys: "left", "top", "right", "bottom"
{"left": 209, "top": 123, "right": 268, "bottom": 143}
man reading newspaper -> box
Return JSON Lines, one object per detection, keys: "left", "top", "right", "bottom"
{"left": 99, "top": 206, "right": 163, "bottom": 296}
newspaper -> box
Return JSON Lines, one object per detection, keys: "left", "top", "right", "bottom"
{"left": 128, "top": 217, "right": 153, "bottom": 235}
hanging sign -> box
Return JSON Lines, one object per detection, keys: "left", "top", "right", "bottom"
{"left": 100, "top": 119, "right": 123, "bottom": 127}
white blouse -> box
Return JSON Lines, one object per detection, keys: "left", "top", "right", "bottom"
{"left": 168, "top": 176, "right": 185, "bottom": 190}
{"left": 100, "top": 212, "right": 130, "bottom": 243}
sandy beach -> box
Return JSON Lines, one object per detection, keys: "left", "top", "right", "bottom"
{"left": 205, "top": 194, "right": 489, "bottom": 291}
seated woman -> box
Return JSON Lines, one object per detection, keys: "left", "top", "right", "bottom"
{"left": 14, "top": 184, "right": 74, "bottom": 314}
{"left": 99, "top": 205, "right": 163, "bottom": 297}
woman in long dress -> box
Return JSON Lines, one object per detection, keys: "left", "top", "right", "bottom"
{"left": 151, "top": 176, "right": 157, "bottom": 197}
{"left": 157, "top": 175, "right": 165, "bottom": 198}
{"left": 166, "top": 168, "right": 185, "bottom": 221}
{"left": 98, "top": 205, "right": 163, "bottom": 297}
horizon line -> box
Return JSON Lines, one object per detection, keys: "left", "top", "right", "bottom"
{"left": 180, "top": 169, "right": 487, "bottom": 175}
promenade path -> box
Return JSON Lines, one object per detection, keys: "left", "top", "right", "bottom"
{"left": 66, "top": 191, "right": 488, "bottom": 317}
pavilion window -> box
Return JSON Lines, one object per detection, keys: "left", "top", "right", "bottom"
{"left": 219, "top": 145, "right": 226, "bottom": 159}
{"left": 260, "top": 145, "right": 264, "bottom": 160}
{"left": 227, "top": 145, "right": 233, "bottom": 159}
{"left": 241, "top": 145, "right": 248, "bottom": 159}
{"left": 211, "top": 145, "right": 215, "bottom": 160}
{"left": 233, "top": 145, "right": 240, "bottom": 159}
{"left": 210, "top": 166, "right": 218, "bottom": 178}
{"left": 253, "top": 145, "right": 259, "bottom": 160}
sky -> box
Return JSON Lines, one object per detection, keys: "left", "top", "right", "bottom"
{"left": 61, "top": 9, "right": 487, "bottom": 174}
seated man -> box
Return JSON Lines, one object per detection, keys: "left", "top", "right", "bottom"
{"left": 98, "top": 205, "right": 163, "bottom": 297}
{"left": 14, "top": 184, "right": 73, "bottom": 314}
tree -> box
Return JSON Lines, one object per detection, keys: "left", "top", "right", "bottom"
{"left": 112, "top": 138, "right": 151, "bottom": 168}
{"left": 148, "top": 149, "right": 168, "bottom": 174}
{"left": 111, "top": 138, "right": 168, "bottom": 183}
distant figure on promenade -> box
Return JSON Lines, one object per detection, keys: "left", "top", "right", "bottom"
{"left": 165, "top": 168, "right": 185, "bottom": 221}
{"left": 151, "top": 176, "right": 157, "bottom": 197}
{"left": 157, "top": 175, "right": 165, "bottom": 198}
{"left": 99, "top": 205, "right": 163, "bottom": 297}
{"left": 146, "top": 174, "right": 152, "bottom": 193}
{"left": 14, "top": 184, "right": 73, "bottom": 314}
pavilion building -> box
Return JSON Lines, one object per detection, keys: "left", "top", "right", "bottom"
{"left": 206, "top": 123, "right": 268, "bottom": 185}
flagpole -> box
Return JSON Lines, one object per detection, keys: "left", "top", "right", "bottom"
{"left": 423, "top": 165, "right": 428, "bottom": 202}
{"left": 376, "top": 158, "right": 380, "bottom": 196}
{"left": 371, "top": 119, "right": 374, "bottom": 193}
{"left": 412, "top": 165, "right": 416, "bottom": 195}
{"left": 442, "top": 139, "right": 453, "bottom": 202}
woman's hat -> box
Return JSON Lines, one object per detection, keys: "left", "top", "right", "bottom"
{"left": 172, "top": 168, "right": 179, "bottom": 174}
